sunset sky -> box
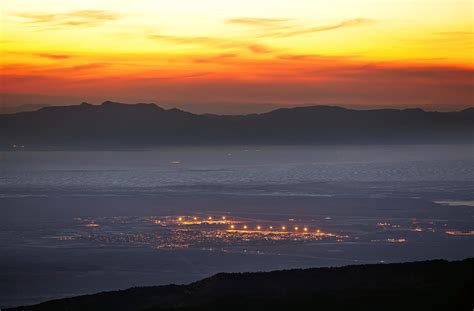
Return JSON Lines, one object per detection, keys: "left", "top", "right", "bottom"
{"left": 1, "top": 0, "right": 473, "bottom": 112}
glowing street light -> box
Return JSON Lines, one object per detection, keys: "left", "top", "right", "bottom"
{"left": 257, "top": 226, "right": 261, "bottom": 230}
{"left": 294, "top": 227, "right": 299, "bottom": 231}
{"left": 281, "top": 226, "right": 286, "bottom": 230}
{"left": 178, "top": 217, "right": 183, "bottom": 221}
{"left": 230, "top": 225, "right": 235, "bottom": 229}
{"left": 304, "top": 227, "right": 308, "bottom": 232}
{"left": 243, "top": 225, "right": 248, "bottom": 229}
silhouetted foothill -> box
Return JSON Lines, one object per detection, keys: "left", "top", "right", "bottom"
{"left": 8, "top": 258, "right": 474, "bottom": 311}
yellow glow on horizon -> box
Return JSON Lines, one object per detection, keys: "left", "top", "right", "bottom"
{"left": 3, "top": 0, "right": 471, "bottom": 60}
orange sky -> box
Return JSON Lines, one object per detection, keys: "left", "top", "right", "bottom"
{"left": 1, "top": 0, "right": 473, "bottom": 111}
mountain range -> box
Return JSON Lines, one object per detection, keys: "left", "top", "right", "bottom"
{"left": 1, "top": 101, "right": 473, "bottom": 148}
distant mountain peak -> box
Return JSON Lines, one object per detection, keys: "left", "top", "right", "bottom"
{"left": 101, "top": 100, "right": 128, "bottom": 106}
{"left": 402, "top": 108, "right": 425, "bottom": 113}
{"left": 100, "top": 101, "right": 164, "bottom": 110}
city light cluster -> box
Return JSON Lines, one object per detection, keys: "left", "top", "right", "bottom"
{"left": 172, "top": 215, "right": 335, "bottom": 236}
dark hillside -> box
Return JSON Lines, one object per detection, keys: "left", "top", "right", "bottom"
{"left": 8, "top": 258, "right": 474, "bottom": 311}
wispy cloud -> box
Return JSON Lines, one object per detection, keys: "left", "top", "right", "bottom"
{"left": 148, "top": 34, "right": 274, "bottom": 54}
{"left": 278, "top": 54, "right": 322, "bottom": 61}
{"left": 192, "top": 53, "right": 237, "bottom": 63}
{"left": 226, "top": 17, "right": 374, "bottom": 38}
{"left": 277, "top": 53, "right": 355, "bottom": 62}
{"left": 226, "top": 17, "right": 291, "bottom": 28}
{"left": 14, "top": 10, "right": 120, "bottom": 29}
{"left": 148, "top": 34, "right": 228, "bottom": 47}
{"left": 401, "top": 31, "right": 473, "bottom": 48}
{"left": 247, "top": 44, "right": 273, "bottom": 54}
{"left": 262, "top": 18, "right": 375, "bottom": 38}
{"left": 35, "top": 53, "right": 72, "bottom": 60}
{"left": 62, "top": 63, "right": 108, "bottom": 72}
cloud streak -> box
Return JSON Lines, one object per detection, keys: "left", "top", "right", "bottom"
{"left": 226, "top": 17, "right": 291, "bottom": 28}
{"left": 261, "top": 18, "right": 375, "bottom": 38}
{"left": 148, "top": 34, "right": 227, "bottom": 47}
{"left": 35, "top": 53, "right": 72, "bottom": 60}
{"left": 148, "top": 34, "right": 274, "bottom": 54}
{"left": 192, "top": 53, "right": 238, "bottom": 63}
{"left": 14, "top": 10, "right": 120, "bottom": 29}
{"left": 226, "top": 17, "right": 374, "bottom": 38}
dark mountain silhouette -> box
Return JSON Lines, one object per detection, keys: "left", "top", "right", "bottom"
{"left": 0, "top": 104, "right": 50, "bottom": 115}
{"left": 1, "top": 101, "right": 472, "bottom": 148}
{"left": 7, "top": 258, "right": 474, "bottom": 311}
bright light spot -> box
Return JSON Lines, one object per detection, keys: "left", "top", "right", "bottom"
{"left": 304, "top": 227, "right": 308, "bottom": 232}
{"left": 269, "top": 226, "right": 273, "bottom": 230}
{"left": 222, "top": 216, "right": 226, "bottom": 220}
{"left": 193, "top": 217, "right": 198, "bottom": 221}
{"left": 316, "top": 229, "right": 321, "bottom": 233}
{"left": 387, "top": 238, "right": 407, "bottom": 243}
{"left": 208, "top": 216, "right": 213, "bottom": 220}
{"left": 294, "top": 227, "right": 299, "bottom": 231}
{"left": 446, "top": 230, "right": 474, "bottom": 236}
{"left": 178, "top": 217, "right": 183, "bottom": 221}
{"left": 257, "top": 226, "right": 261, "bottom": 230}
{"left": 230, "top": 225, "right": 235, "bottom": 229}
{"left": 243, "top": 225, "right": 248, "bottom": 229}
{"left": 281, "top": 226, "right": 286, "bottom": 230}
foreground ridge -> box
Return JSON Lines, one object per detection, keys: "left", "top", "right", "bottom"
{"left": 8, "top": 258, "right": 474, "bottom": 311}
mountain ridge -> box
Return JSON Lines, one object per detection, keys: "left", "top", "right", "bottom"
{"left": 6, "top": 101, "right": 471, "bottom": 116}
{"left": 1, "top": 101, "right": 472, "bottom": 148}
